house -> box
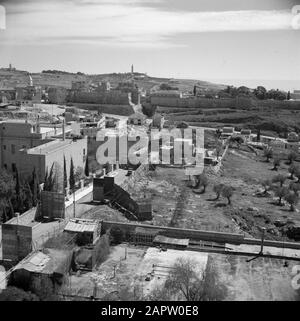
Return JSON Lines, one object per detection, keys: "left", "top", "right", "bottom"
{"left": 221, "top": 127, "right": 234, "bottom": 139}
{"left": 240, "top": 129, "right": 252, "bottom": 140}
{"left": 64, "top": 218, "right": 101, "bottom": 245}
{"left": 127, "top": 112, "right": 147, "bottom": 126}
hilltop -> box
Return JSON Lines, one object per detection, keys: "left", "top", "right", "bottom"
{"left": 0, "top": 67, "right": 226, "bottom": 92}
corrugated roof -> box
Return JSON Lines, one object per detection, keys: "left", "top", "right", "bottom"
{"left": 153, "top": 235, "right": 189, "bottom": 247}
{"left": 13, "top": 249, "right": 73, "bottom": 275}
{"left": 64, "top": 219, "right": 98, "bottom": 233}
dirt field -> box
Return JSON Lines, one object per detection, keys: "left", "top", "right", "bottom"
{"left": 128, "top": 146, "right": 300, "bottom": 241}
{"left": 62, "top": 244, "right": 299, "bottom": 301}
{"left": 212, "top": 254, "right": 298, "bottom": 301}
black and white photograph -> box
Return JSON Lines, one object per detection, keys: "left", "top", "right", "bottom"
{"left": 0, "top": 0, "right": 300, "bottom": 308}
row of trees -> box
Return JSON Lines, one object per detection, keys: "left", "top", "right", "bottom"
{"left": 44, "top": 156, "right": 90, "bottom": 194}
{"left": 261, "top": 174, "right": 300, "bottom": 211}
{"left": 191, "top": 173, "right": 234, "bottom": 205}
{"left": 0, "top": 167, "right": 40, "bottom": 223}
{"left": 220, "top": 85, "right": 289, "bottom": 101}
{"left": 261, "top": 147, "right": 300, "bottom": 211}
{"left": 0, "top": 156, "right": 91, "bottom": 222}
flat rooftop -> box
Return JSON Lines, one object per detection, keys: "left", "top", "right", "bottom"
{"left": 28, "top": 138, "right": 82, "bottom": 155}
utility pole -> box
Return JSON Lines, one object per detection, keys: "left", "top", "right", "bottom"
{"left": 260, "top": 227, "right": 266, "bottom": 254}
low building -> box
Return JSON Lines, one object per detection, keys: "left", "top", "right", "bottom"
{"left": 18, "top": 136, "right": 87, "bottom": 182}
{"left": 10, "top": 248, "right": 73, "bottom": 295}
{"left": 221, "top": 126, "right": 234, "bottom": 139}
{"left": 64, "top": 218, "right": 101, "bottom": 245}
{"left": 290, "top": 90, "right": 300, "bottom": 100}
{"left": 240, "top": 129, "right": 252, "bottom": 139}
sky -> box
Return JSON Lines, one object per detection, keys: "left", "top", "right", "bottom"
{"left": 0, "top": 0, "right": 299, "bottom": 90}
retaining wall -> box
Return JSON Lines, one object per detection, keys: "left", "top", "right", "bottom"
{"left": 101, "top": 221, "right": 245, "bottom": 244}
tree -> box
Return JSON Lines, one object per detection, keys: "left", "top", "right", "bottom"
{"left": 272, "top": 174, "right": 286, "bottom": 187}
{"left": 263, "top": 147, "right": 273, "bottom": 162}
{"left": 199, "top": 173, "right": 209, "bottom": 193}
{"left": 43, "top": 168, "right": 49, "bottom": 191}
{"left": 75, "top": 166, "right": 84, "bottom": 182}
{"left": 272, "top": 157, "right": 281, "bottom": 171}
{"left": 23, "top": 182, "right": 33, "bottom": 210}
{"left": 284, "top": 191, "right": 299, "bottom": 211}
{"left": 44, "top": 164, "right": 55, "bottom": 192}
{"left": 288, "top": 164, "right": 299, "bottom": 180}
{"left": 257, "top": 129, "right": 261, "bottom": 142}
{"left": 157, "top": 258, "right": 227, "bottom": 301}
{"left": 14, "top": 167, "right": 25, "bottom": 213}
{"left": 110, "top": 226, "right": 125, "bottom": 244}
{"left": 47, "top": 163, "right": 55, "bottom": 192}
{"left": 63, "top": 155, "right": 68, "bottom": 192}
{"left": 213, "top": 184, "right": 224, "bottom": 200}
{"left": 229, "top": 136, "right": 244, "bottom": 149}
{"left": 0, "top": 286, "right": 39, "bottom": 301}
{"left": 274, "top": 186, "right": 288, "bottom": 206}
{"left": 261, "top": 179, "right": 271, "bottom": 194}
{"left": 84, "top": 157, "right": 90, "bottom": 177}
{"left": 69, "top": 158, "right": 75, "bottom": 191}
{"left": 287, "top": 151, "right": 297, "bottom": 165}
{"left": 0, "top": 169, "right": 15, "bottom": 201}
{"left": 289, "top": 181, "right": 300, "bottom": 196}
{"left": 222, "top": 186, "right": 234, "bottom": 205}
{"left": 287, "top": 91, "right": 291, "bottom": 100}
{"left": 254, "top": 86, "right": 267, "bottom": 100}
{"left": 30, "top": 167, "right": 40, "bottom": 207}
{"left": 295, "top": 166, "right": 300, "bottom": 183}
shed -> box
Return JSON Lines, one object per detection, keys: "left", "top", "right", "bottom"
{"left": 153, "top": 235, "right": 189, "bottom": 249}
{"left": 64, "top": 218, "right": 100, "bottom": 245}
{"left": 10, "top": 248, "right": 73, "bottom": 294}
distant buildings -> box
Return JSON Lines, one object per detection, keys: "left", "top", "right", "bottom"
{"left": 290, "top": 90, "right": 300, "bottom": 100}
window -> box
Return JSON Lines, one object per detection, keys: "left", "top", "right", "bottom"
{"left": 83, "top": 148, "right": 86, "bottom": 156}
{"left": 11, "top": 144, "right": 15, "bottom": 154}
{"left": 3, "top": 145, "right": 6, "bottom": 150}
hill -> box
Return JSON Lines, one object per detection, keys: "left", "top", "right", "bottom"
{"left": 0, "top": 68, "right": 226, "bottom": 92}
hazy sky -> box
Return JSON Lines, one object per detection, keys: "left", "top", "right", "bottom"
{"left": 0, "top": 0, "right": 299, "bottom": 90}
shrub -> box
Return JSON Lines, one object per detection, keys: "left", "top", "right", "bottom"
{"left": 109, "top": 226, "right": 125, "bottom": 244}
{"left": 272, "top": 174, "right": 286, "bottom": 187}
{"left": 221, "top": 186, "right": 234, "bottom": 205}
{"left": 284, "top": 192, "right": 299, "bottom": 211}
{"left": 288, "top": 164, "right": 299, "bottom": 180}
{"left": 274, "top": 186, "right": 288, "bottom": 205}
{"left": 213, "top": 184, "right": 224, "bottom": 200}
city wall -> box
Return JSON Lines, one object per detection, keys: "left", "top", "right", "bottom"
{"left": 70, "top": 103, "right": 134, "bottom": 116}
{"left": 151, "top": 96, "right": 300, "bottom": 110}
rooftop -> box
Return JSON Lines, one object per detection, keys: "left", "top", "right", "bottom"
{"left": 27, "top": 138, "right": 83, "bottom": 155}
{"left": 12, "top": 248, "right": 72, "bottom": 275}
{"left": 64, "top": 218, "right": 99, "bottom": 234}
